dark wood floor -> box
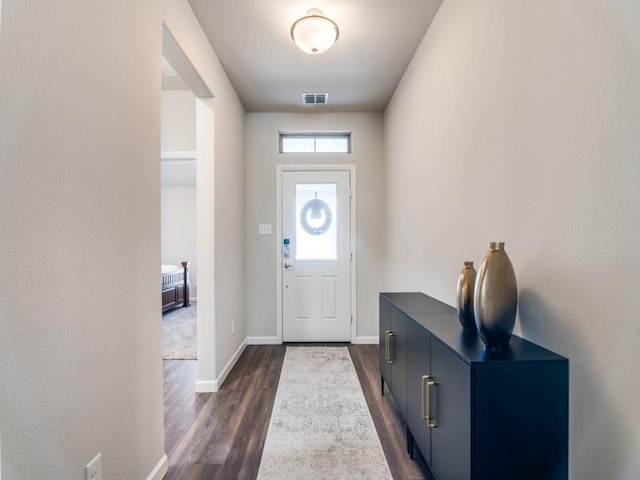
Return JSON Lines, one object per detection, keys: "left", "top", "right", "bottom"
{"left": 163, "top": 344, "right": 431, "bottom": 480}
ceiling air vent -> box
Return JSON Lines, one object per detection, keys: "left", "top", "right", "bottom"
{"left": 303, "top": 93, "right": 328, "bottom": 105}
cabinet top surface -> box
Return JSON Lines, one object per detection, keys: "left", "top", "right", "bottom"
{"left": 381, "top": 292, "right": 567, "bottom": 364}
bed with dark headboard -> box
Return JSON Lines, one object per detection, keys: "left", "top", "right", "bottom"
{"left": 162, "top": 261, "right": 190, "bottom": 312}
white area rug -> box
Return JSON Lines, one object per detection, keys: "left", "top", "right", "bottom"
{"left": 257, "top": 347, "right": 393, "bottom": 480}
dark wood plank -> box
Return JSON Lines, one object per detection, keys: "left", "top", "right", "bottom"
{"left": 349, "top": 344, "right": 433, "bottom": 480}
{"left": 163, "top": 344, "right": 428, "bottom": 480}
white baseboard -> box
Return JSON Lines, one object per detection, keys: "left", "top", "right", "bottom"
{"left": 195, "top": 379, "right": 217, "bottom": 392}
{"left": 247, "top": 336, "right": 377, "bottom": 345}
{"left": 146, "top": 454, "right": 167, "bottom": 480}
{"left": 195, "top": 339, "right": 247, "bottom": 392}
{"left": 217, "top": 338, "right": 247, "bottom": 387}
{"left": 247, "top": 336, "right": 280, "bottom": 345}
{"left": 355, "top": 336, "right": 379, "bottom": 344}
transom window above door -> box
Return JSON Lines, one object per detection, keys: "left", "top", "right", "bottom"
{"left": 279, "top": 132, "right": 351, "bottom": 154}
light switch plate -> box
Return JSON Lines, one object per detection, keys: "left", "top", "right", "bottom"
{"left": 258, "top": 224, "right": 272, "bottom": 235}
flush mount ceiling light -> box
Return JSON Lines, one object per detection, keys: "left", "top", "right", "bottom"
{"left": 291, "top": 8, "right": 339, "bottom": 55}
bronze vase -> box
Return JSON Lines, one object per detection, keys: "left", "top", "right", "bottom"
{"left": 473, "top": 242, "right": 518, "bottom": 351}
{"left": 456, "top": 261, "right": 477, "bottom": 330}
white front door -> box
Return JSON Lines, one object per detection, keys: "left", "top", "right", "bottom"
{"left": 281, "top": 170, "right": 352, "bottom": 342}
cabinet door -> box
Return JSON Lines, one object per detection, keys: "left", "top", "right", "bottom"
{"left": 389, "top": 307, "right": 408, "bottom": 420}
{"left": 474, "top": 362, "right": 569, "bottom": 480}
{"left": 405, "top": 319, "right": 431, "bottom": 463}
{"left": 379, "top": 296, "right": 392, "bottom": 389}
{"left": 430, "top": 338, "right": 471, "bottom": 480}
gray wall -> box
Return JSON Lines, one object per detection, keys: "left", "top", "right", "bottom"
{"left": 0, "top": 0, "right": 248, "bottom": 476}
{"left": 246, "top": 113, "right": 385, "bottom": 342}
{"left": 0, "top": 0, "right": 166, "bottom": 478}
{"left": 384, "top": 1, "right": 640, "bottom": 478}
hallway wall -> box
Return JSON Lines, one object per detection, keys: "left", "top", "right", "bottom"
{"left": 0, "top": 0, "right": 166, "bottom": 478}
{"left": 384, "top": 1, "right": 640, "bottom": 478}
{"left": 246, "top": 113, "right": 385, "bottom": 342}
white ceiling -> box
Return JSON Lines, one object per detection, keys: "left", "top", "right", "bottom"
{"left": 179, "top": 0, "right": 443, "bottom": 113}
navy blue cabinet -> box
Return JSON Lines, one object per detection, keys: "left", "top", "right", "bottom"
{"left": 380, "top": 292, "right": 568, "bottom": 480}
{"left": 379, "top": 297, "right": 409, "bottom": 419}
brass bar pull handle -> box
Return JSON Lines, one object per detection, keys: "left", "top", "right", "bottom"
{"left": 384, "top": 330, "right": 391, "bottom": 362}
{"left": 421, "top": 375, "right": 431, "bottom": 420}
{"left": 387, "top": 332, "right": 395, "bottom": 364}
{"left": 426, "top": 380, "right": 437, "bottom": 428}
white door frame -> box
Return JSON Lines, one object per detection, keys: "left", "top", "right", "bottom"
{"left": 276, "top": 164, "right": 357, "bottom": 344}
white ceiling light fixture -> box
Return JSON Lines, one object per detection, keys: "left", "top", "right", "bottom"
{"left": 291, "top": 8, "right": 339, "bottom": 55}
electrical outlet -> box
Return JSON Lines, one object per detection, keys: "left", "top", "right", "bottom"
{"left": 85, "top": 453, "right": 102, "bottom": 480}
{"left": 231, "top": 319, "right": 235, "bottom": 335}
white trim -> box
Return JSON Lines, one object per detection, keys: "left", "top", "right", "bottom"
{"left": 196, "top": 339, "right": 247, "bottom": 392}
{"left": 355, "top": 336, "right": 379, "bottom": 345}
{"left": 349, "top": 169, "right": 357, "bottom": 344}
{"left": 161, "top": 150, "right": 197, "bottom": 161}
{"left": 146, "top": 454, "right": 168, "bottom": 480}
{"left": 195, "top": 380, "right": 218, "bottom": 393}
{"left": 247, "top": 336, "right": 280, "bottom": 345}
{"left": 194, "top": 97, "right": 216, "bottom": 397}
{"left": 276, "top": 165, "right": 357, "bottom": 344}
{"left": 276, "top": 170, "right": 283, "bottom": 344}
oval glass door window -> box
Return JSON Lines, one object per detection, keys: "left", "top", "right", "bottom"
{"left": 295, "top": 183, "right": 337, "bottom": 260}
{"left": 300, "top": 194, "right": 332, "bottom": 236}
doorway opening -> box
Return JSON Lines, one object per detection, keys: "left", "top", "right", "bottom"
{"left": 161, "top": 24, "right": 214, "bottom": 393}
{"left": 161, "top": 87, "right": 197, "bottom": 361}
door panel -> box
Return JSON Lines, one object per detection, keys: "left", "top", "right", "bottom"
{"left": 390, "top": 307, "right": 408, "bottom": 420}
{"left": 322, "top": 276, "right": 337, "bottom": 318}
{"left": 430, "top": 338, "right": 471, "bottom": 480}
{"left": 296, "top": 276, "right": 311, "bottom": 317}
{"left": 282, "top": 170, "right": 351, "bottom": 342}
{"left": 379, "top": 296, "right": 392, "bottom": 388}
{"left": 406, "top": 319, "right": 432, "bottom": 463}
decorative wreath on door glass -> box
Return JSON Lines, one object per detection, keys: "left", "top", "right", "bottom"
{"left": 300, "top": 194, "right": 333, "bottom": 236}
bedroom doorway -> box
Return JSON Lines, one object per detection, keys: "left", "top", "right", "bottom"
{"left": 161, "top": 82, "right": 198, "bottom": 360}
{"left": 161, "top": 24, "right": 215, "bottom": 393}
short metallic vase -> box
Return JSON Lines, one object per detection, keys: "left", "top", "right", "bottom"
{"left": 456, "top": 261, "right": 477, "bottom": 330}
{"left": 473, "top": 242, "right": 518, "bottom": 351}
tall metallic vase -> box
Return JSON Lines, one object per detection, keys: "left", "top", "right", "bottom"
{"left": 473, "top": 242, "right": 518, "bottom": 351}
{"left": 456, "top": 261, "right": 477, "bottom": 330}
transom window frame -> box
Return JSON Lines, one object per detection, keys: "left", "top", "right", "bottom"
{"left": 279, "top": 132, "right": 352, "bottom": 154}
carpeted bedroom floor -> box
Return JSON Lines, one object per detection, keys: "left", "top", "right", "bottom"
{"left": 162, "top": 302, "right": 197, "bottom": 360}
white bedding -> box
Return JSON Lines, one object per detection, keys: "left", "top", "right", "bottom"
{"left": 162, "top": 264, "right": 182, "bottom": 275}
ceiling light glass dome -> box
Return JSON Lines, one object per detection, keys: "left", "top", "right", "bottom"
{"left": 291, "top": 9, "right": 339, "bottom": 55}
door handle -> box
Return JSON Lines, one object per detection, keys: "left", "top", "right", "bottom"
{"left": 387, "top": 331, "right": 395, "bottom": 364}
{"left": 284, "top": 262, "right": 294, "bottom": 269}
{"left": 384, "top": 331, "right": 391, "bottom": 362}
{"left": 421, "top": 375, "right": 431, "bottom": 420}
{"left": 425, "top": 378, "right": 437, "bottom": 428}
